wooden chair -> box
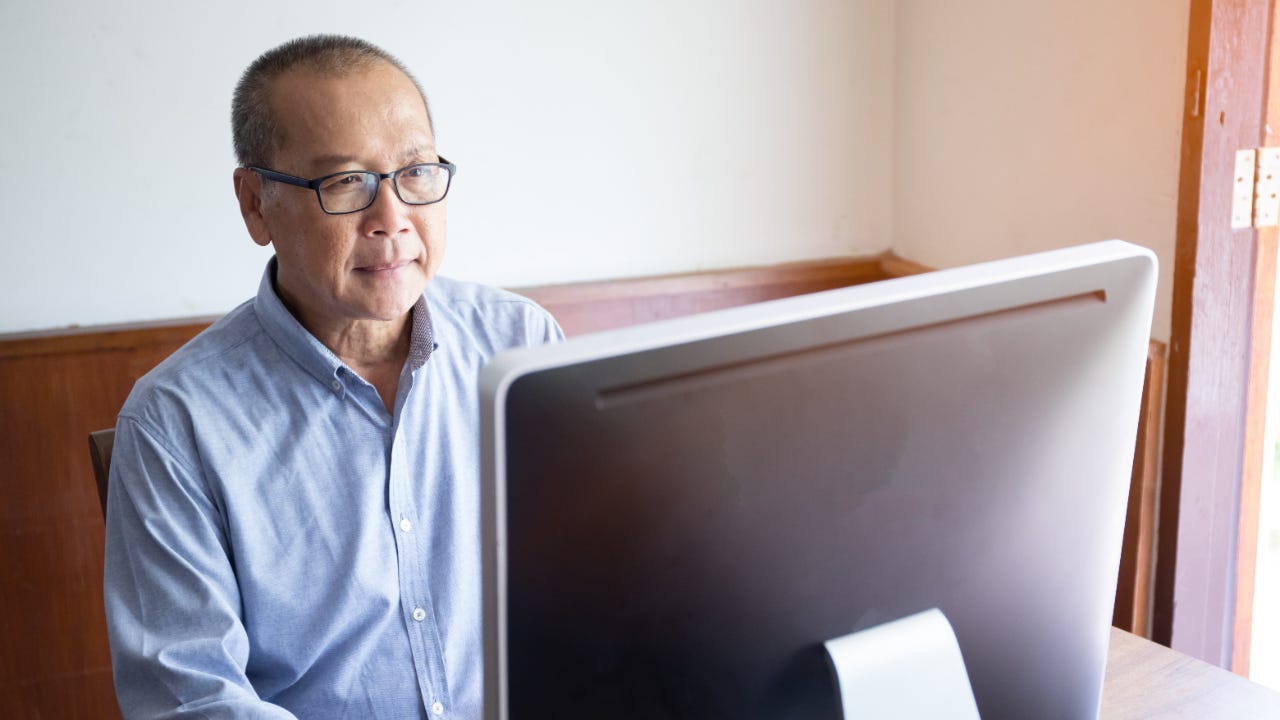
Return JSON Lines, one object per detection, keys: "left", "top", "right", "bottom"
{"left": 88, "top": 428, "right": 115, "bottom": 517}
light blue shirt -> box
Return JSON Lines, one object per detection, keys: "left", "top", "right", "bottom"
{"left": 104, "top": 259, "right": 563, "bottom": 719}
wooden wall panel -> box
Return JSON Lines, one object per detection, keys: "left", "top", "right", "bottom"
{"left": 0, "top": 323, "right": 209, "bottom": 719}
{"left": 1114, "top": 340, "right": 1169, "bottom": 637}
{"left": 517, "top": 256, "right": 903, "bottom": 336}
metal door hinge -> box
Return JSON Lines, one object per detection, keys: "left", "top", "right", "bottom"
{"left": 1232, "top": 147, "right": 1280, "bottom": 230}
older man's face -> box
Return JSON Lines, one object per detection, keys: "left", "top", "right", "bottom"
{"left": 241, "top": 61, "right": 445, "bottom": 334}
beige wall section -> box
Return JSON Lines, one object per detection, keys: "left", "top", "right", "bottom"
{"left": 892, "top": 1, "right": 1190, "bottom": 342}
{"left": 444, "top": 1, "right": 897, "bottom": 289}
{"left": 0, "top": 2, "right": 1189, "bottom": 337}
{"left": 0, "top": 0, "right": 895, "bottom": 334}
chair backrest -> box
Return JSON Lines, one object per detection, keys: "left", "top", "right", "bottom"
{"left": 88, "top": 428, "right": 115, "bottom": 517}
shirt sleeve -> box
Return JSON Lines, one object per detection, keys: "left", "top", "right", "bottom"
{"left": 539, "top": 306, "right": 567, "bottom": 344}
{"left": 103, "top": 416, "right": 297, "bottom": 720}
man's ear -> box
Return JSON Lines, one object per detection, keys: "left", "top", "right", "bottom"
{"left": 233, "top": 168, "right": 273, "bottom": 248}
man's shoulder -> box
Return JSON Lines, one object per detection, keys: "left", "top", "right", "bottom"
{"left": 423, "top": 276, "right": 563, "bottom": 356}
{"left": 426, "top": 275, "right": 545, "bottom": 313}
{"left": 425, "top": 276, "right": 560, "bottom": 342}
{"left": 120, "top": 299, "right": 267, "bottom": 418}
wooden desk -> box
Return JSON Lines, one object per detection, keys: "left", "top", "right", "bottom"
{"left": 1102, "top": 627, "right": 1280, "bottom": 718}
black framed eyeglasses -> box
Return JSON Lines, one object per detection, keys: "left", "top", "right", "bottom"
{"left": 249, "top": 157, "right": 456, "bottom": 215}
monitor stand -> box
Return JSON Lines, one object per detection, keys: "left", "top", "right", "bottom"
{"left": 824, "top": 609, "right": 982, "bottom": 719}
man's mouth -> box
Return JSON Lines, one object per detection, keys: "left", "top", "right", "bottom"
{"left": 355, "top": 259, "right": 412, "bottom": 274}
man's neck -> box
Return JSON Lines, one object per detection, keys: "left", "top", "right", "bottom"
{"left": 280, "top": 294, "right": 413, "bottom": 414}
{"left": 323, "top": 318, "right": 411, "bottom": 414}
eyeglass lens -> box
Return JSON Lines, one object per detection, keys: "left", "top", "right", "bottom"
{"left": 316, "top": 164, "right": 451, "bottom": 213}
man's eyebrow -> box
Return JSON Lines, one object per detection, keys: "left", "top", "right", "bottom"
{"left": 309, "top": 154, "right": 362, "bottom": 172}
{"left": 308, "top": 147, "right": 439, "bottom": 173}
{"left": 400, "top": 145, "right": 439, "bottom": 163}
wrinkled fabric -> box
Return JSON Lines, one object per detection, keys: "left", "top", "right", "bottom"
{"left": 105, "top": 258, "right": 563, "bottom": 719}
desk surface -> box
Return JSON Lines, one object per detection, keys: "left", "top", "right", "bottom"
{"left": 1102, "top": 627, "right": 1280, "bottom": 718}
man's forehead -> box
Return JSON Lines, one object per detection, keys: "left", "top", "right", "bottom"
{"left": 286, "top": 141, "right": 439, "bottom": 176}
{"left": 309, "top": 145, "right": 438, "bottom": 170}
{"left": 270, "top": 61, "right": 420, "bottom": 108}
{"left": 268, "top": 63, "right": 435, "bottom": 171}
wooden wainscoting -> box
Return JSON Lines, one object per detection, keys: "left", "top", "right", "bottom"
{"left": 0, "top": 251, "right": 1161, "bottom": 717}
{"left": 0, "top": 318, "right": 215, "bottom": 719}
{"left": 1114, "top": 340, "right": 1168, "bottom": 638}
{"left": 0, "top": 254, "right": 904, "bottom": 718}
{"left": 516, "top": 254, "right": 931, "bottom": 336}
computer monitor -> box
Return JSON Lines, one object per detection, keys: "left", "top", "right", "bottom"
{"left": 480, "top": 240, "right": 1157, "bottom": 719}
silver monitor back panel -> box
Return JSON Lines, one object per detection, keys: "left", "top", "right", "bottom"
{"left": 481, "top": 240, "right": 1157, "bottom": 720}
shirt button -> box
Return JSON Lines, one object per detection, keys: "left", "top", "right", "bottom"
{"left": 431, "top": 701, "right": 444, "bottom": 716}
{"left": 330, "top": 380, "right": 341, "bottom": 391}
{"left": 400, "top": 518, "right": 413, "bottom": 532}
{"left": 412, "top": 607, "right": 426, "bottom": 622}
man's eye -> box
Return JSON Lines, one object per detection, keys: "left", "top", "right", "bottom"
{"left": 320, "top": 173, "right": 368, "bottom": 193}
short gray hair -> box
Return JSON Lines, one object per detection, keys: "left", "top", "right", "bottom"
{"left": 231, "top": 34, "right": 434, "bottom": 168}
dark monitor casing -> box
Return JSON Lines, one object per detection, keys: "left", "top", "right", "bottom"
{"left": 481, "top": 241, "right": 1157, "bottom": 719}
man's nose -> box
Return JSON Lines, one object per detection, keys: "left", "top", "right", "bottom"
{"left": 361, "top": 178, "right": 412, "bottom": 235}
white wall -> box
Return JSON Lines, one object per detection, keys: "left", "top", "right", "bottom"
{"left": 893, "top": 0, "right": 1189, "bottom": 342}
{"left": 0, "top": 0, "right": 895, "bottom": 334}
{"left": 0, "top": 2, "right": 1190, "bottom": 338}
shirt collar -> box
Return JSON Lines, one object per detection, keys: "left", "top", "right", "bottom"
{"left": 405, "top": 289, "right": 435, "bottom": 373}
{"left": 253, "top": 257, "right": 435, "bottom": 389}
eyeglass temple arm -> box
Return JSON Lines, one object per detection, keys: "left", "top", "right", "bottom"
{"left": 247, "top": 167, "right": 317, "bottom": 190}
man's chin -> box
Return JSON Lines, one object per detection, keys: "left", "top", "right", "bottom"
{"left": 362, "top": 288, "right": 427, "bottom": 322}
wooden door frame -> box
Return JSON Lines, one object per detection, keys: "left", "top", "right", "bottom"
{"left": 1155, "top": 0, "right": 1276, "bottom": 673}
{"left": 1234, "top": 3, "right": 1280, "bottom": 674}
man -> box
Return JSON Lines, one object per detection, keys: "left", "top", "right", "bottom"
{"left": 104, "top": 35, "right": 562, "bottom": 719}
